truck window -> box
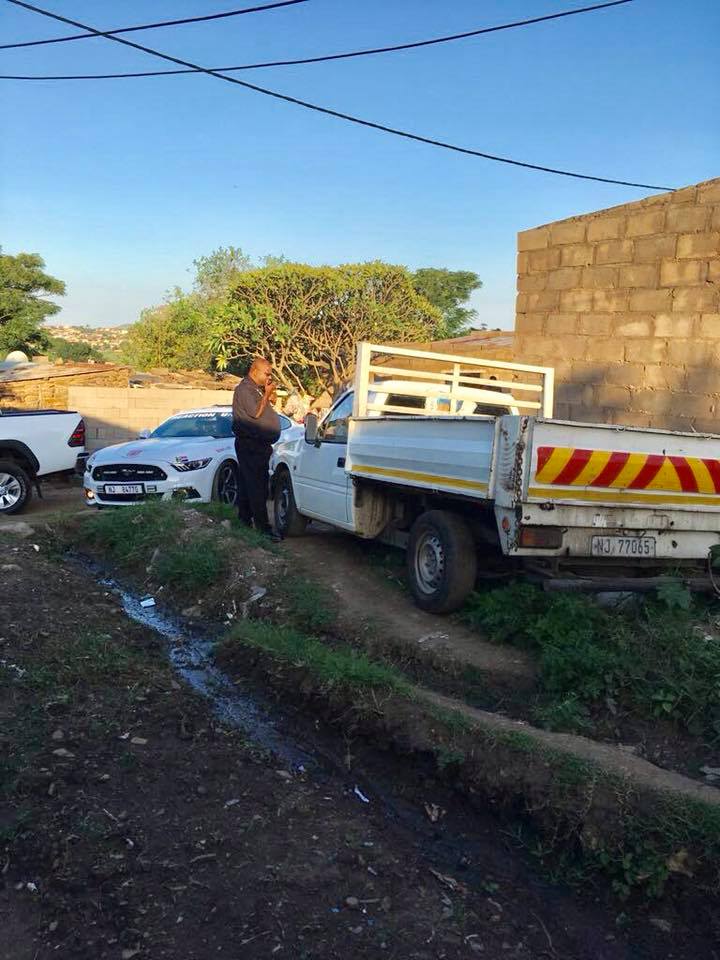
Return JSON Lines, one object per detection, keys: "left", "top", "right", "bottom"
{"left": 387, "top": 394, "right": 425, "bottom": 412}
{"left": 321, "top": 393, "right": 353, "bottom": 442}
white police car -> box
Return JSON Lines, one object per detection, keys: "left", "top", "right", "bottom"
{"left": 83, "top": 406, "right": 299, "bottom": 508}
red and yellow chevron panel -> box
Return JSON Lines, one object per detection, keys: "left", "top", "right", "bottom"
{"left": 535, "top": 446, "right": 720, "bottom": 494}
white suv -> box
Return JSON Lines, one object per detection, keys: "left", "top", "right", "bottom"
{"left": 84, "top": 406, "right": 298, "bottom": 508}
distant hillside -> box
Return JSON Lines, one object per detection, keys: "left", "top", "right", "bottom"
{"left": 43, "top": 324, "right": 131, "bottom": 360}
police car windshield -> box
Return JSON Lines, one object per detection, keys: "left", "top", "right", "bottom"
{"left": 152, "top": 413, "right": 233, "bottom": 439}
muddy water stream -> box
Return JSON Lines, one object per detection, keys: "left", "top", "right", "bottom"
{"left": 83, "top": 564, "right": 698, "bottom": 960}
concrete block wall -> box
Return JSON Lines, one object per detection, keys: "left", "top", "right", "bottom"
{"left": 67, "top": 387, "right": 234, "bottom": 451}
{"left": 515, "top": 177, "right": 720, "bottom": 430}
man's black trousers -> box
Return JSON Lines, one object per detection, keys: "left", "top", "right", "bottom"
{"left": 234, "top": 440, "right": 272, "bottom": 533}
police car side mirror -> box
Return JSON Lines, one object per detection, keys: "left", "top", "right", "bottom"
{"left": 305, "top": 414, "right": 319, "bottom": 445}
{"left": 138, "top": 428, "right": 151, "bottom": 439}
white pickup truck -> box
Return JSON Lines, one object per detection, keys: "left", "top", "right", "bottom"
{"left": 271, "top": 342, "right": 720, "bottom": 613}
{"left": 0, "top": 409, "right": 86, "bottom": 514}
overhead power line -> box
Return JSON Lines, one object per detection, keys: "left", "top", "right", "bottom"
{"left": 1, "top": 0, "right": 633, "bottom": 75}
{"left": 4, "top": 0, "right": 674, "bottom": 191}
{"left": 0, "top": 0, "right": 307, "bottom": 50}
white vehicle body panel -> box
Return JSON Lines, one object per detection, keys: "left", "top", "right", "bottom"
{"left": 0, "top": 409, "right": 84, "bottom": 475}
{"left": 84, "top": 406, "right": 299, "bottom": 507}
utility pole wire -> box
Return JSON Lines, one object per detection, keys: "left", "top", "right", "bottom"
{"left": 1, "top": 0, "right": 632, "bottom": 68}
{"left": 0, "top": 0, "right": 308, "bottom": 50}
{"left": 4, "top": 0, "right": 674, "bottom": 191}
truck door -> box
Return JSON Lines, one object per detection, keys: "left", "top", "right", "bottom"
{"left": 295, "top": 392, "right": 352, "bottom": 524}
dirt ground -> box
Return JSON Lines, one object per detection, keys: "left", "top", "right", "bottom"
{"left": 3, "top": 536, "right": 716, "bottom": 958}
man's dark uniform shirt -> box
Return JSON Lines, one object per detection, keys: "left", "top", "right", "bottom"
{"left": 232, "top": 376, "right": 281, "bottom": 447}
{"left": 231, "top": 376, "right": 280, "bottom": 532}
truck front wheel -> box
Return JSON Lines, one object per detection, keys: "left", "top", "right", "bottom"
{"left": 273, "top": 469, "right": 308, "bottom": 537}
{"left": 0, "top": 459, "right": 32, "bottom": 516}
{"left": 407, "top": 510, "right": 477, "bottom": 614}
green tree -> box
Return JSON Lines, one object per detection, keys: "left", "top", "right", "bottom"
{"left": 411, "top": 268, "right": 482, "bottom": 339}
{"left": 47, "top": 337, "right": 104, "bottom": 363}
{"left": 0, "top": 250, "right": 65, "bottom": 356}
{"left": 192, "top": 246, "right": 254, "bottom": 299}
{"left": 123, "top": 291, "right": 215, "bottom": 371}
{"left": 212, "top": 261, "right": 442, "bottom": 392}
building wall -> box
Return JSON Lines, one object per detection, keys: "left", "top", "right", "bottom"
{"left": 67, "top": 387, "right": 234, "bottom": 451}
{"left": 0, "top": 368, "right": 130, "bottom": 411}
{"left": 514, "top": 177, "right": 720, "bottom": 430}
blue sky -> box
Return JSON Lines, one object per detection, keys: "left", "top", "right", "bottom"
{"left": 1, "top": 0, "right": 718, "bottom": 331}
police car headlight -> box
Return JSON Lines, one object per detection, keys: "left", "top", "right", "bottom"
{"left": 171, "top": 457, "right": 212, "bottom": 472}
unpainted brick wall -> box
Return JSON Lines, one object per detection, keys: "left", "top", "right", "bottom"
{"left": 0, "top": 369, "right": 130, "bottom": 411}
{"left": 515, "top": 177, "right": 720, "bottom": 431}
{"left": 66, "top": 387, "right": 235, "bottom": 452}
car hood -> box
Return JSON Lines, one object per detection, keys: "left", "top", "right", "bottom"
{"left": 89, "top": 437, "right": 231, "bottom": 465}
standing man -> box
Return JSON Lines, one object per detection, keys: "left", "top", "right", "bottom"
{"left": 232, "top": 357, "right": 281, "bottom": 538}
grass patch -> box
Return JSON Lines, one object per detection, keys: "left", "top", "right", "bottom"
{"left": 276, "top": 575, "right": 337, "bottom": 634}
{"left": 461, "top": 582, "right": 720, "bottom": 741}
{"left": 226, "top": 620, "right": 413, "bottom": 696}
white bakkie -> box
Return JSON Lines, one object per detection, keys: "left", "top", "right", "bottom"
{"left": 84, "top": 406, "right": 298, "bottom": 508}
{"left": 271, "top": 342, "right": 720, "bottom": 614}
{"left": 0, "top": 408, "right": 86, "bottom": 514}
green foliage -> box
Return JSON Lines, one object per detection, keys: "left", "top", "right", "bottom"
{"left": 411, "top": 267, "right": 482, "bottom": 338}
{"left": 230, "top": 620, "right": 413, "bottom": 695}
{"left": 123, "top": 292, "right": 216, "bottom": 372}
{"left": 192, "top": 245, "right": 254, "bottom": 299}
{"left": 277, "top": 575, "right": 337, "bottom": 634}
{"left": 0, "top": 249, "right": 65, "bottom": 356}
{"left": 463, "top": 582, "right": 720, "bottom": 739}
{"left": 656, "top": 580, "right": 692, "bottom": 610}
{"left": 82, "top": 500, "right": 227, "bottom": 589}
{"left": 212, "top": 260, "right": 443, "bottom": 392}
{"left": 47, "top": 336, "right": 104, "bottom": 363}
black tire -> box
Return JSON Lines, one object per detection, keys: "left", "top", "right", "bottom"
{"left": 273, "top": 468, "right": 307, "bottom": 537}
{"left": 407, "top": 510, "right": 477, "bottom": 614}
{"left": 0, "top": 459, "right": 32, "bottom": 516}
{"left": 212, "top": 459, "right": 240, "bottom": 507}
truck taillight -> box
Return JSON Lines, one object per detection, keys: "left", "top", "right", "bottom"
{"left": 68, "top": 418, "right": 86, "bottom": 447}
{"left": 518, "top": 526, "right": 563, "bottom": 549}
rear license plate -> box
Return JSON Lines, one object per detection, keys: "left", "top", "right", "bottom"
{"left": 103, "top": 483, "right": 144, "bottom": 495}
{"left": 591, "top": 536, "right": 656, "bottom": 558}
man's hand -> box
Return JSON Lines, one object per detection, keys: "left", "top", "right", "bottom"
{"left": 265, "top": 380, "right": 278, "bottom": 405}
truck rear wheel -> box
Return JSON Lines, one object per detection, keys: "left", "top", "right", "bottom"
{"left": 407, "top": 510, "right": 477, "bottom": 614}
{"left": 273, "top": 469, "right": 308, "bottom": 537}
{"left": 0, "top": 459, "right": 32, "bottom": 516}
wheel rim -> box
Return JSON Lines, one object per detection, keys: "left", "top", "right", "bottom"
{"left": 0, "top": 472, "right": 22, "bottom": 511}
{"left": 217, "top": 465, "right": 238, "bottom": 505}
{"left": 276, "top": 482, "right": 290, "bottom": 530}
{"left": 414, "top": 531, "right": 445, "bottom": 595}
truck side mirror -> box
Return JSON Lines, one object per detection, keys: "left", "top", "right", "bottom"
{"left": 304, "top": 414, "right": 319, "bottom": 444}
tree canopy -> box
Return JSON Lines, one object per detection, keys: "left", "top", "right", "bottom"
{"left": 411, "top": 268, "right": 482, "bottom": 338}
{"left": 123, "top": 291, "right": 216, "bottom": 372}
{"left": 0, "top": 250, "right": 65, "bottom": 356}
{"left": 125, "top": 248, "right": 482, "bottom": 390}
{"left": 47, "top": 337, "right": 104, "bottom": 363}
{"left": 211, "top": 261, "right": 442, "bottom": 392}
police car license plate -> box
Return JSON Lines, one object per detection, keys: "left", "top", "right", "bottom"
{"left": 103, "top": 484, "right": 143, "bottom": 495}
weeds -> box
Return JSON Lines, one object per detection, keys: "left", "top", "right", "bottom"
{"left": 227, "top": 620, "right": 413, "bottom": 696}
{"left": 277, "top": 575, "right": 337, "bottom": 633}
{"left": 462, "top": 582, "right": 720, "bottom": 741}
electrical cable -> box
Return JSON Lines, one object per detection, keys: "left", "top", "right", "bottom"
{"left": 0, "top": 0, "right": 308, "bottom": 50}
{"left": 1, "top": 0, "right": 632, "bottom": 77}
{"left": 4, "top": 0, "right": 675, "bottom": 191}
